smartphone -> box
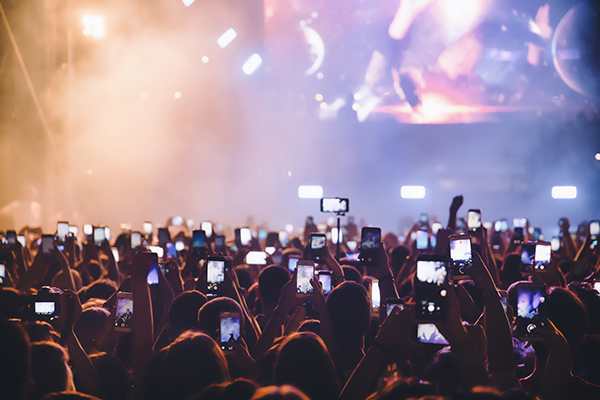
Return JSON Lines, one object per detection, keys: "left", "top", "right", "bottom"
{"left": 192, "top": 230, "right": 207, "bottom": 256}
{"left": 166, "top": 243, "right": 177, "bottom": 259}
{"left": 146, "top": 252, "right": 159, "bottom": 285}
{"left": 288, "top": 256, "right": 300, "bottom": 273}
{"left": 448, "top": 234, "right": 472, "bottom": 280}
{"left": 370, "top": 279, "right": 380, "bottom": 317}
{"left": 385, "top": 298, "right": 405, "bottom": 316}
{"left": 416, "top": 323, "right": 449, "bottom": 345}
{"left": 240, "top": 228, "right": 252, "bottom": 247}
{"left": 148, "top": 245, "right": 164, "bottom": 259}
{"left": 68, "top": 225, "right": 78, "bottom": 237}
{"left": 219, "top": 311, "right": 241, "bottom": 351}
{"left": 467, "top": 209, "right": 481, "bottom": 232}
{"left": 320, "top": 197, "right": 349, "bottom": 213}
{"left": 213, "top": 235, "right": 226, "bottom": 253}
{"left": 359, "top": 227, "right": 381, "bottom": 267}
{"left": 514, "top": 283, "right": 546, "bottom": 340}
{"left": 513, "top": 218, "right": 526, "bottom": 229}
{"left": 17, "top": 235, "right": 26, "bottom": 247}
{"left": 590, "top": 220, "right": 600, "bottom": 238}
{"left": 142, "top": 221, "right": 153, "bottom": 235}
{"left": 593, "top": 280, "right": 600, "bottom": 294}
{"left": 114, "top": 292, "right": 133, "bottom": 332}
{"left": 158, "top": 262, "right": 170, "bottom": 278}
{"left": 131, "top": 231, "right": 142, "bottom": 249}
{"left": 34, "top": 300, "right": 58, "bottom": 319}
{"left": 416, "top": 229, "right": 428, "bottom": 250}
{"left": 41, "top": 234, "right": 54, "bottom": 257}
{"left": 207, "top": 256, "right": 230, "bottom": 293}
{"left": 532, "top": 228, "right": 542, "bottom": 241}
{"left": 5, "top": 230, "right": 17, "bottom": 245}
{"left": 520, "top": 242, "right": 536, "bottom": 274}
{"left": 414, "top": 255, "right": 448, "bottom": 320}
{"left": 112, "top": 248, "right": 120, "bottom": 263}
{"left": 201, "top": 221, "right": 213, "bottom": 238}
{"left": 0, "top": 263, "right": 5, "bottom": 285}
{"left": 534, "top": 241, "right": 551, "bottom": 271}
{"left": 93, "top": 227, "right": 105, "bottom": 246}
{"left": 57, "top": 221, "right": 69, "bottom": 242}
{"left": 309, "top": 233, "right": 327, "bottom": 263}
{"left": 158, "top": 228, "right": 170, "bottom": 247}
{"left": 245, "top": 251, "right": 267, "bottom": 265}
{"left": 513, "top": 227, "right": 524, "bottom": 245}
{"left": 317, "top": 270, "right": 332, "bottom": 294}
{"left": 419, "top": 213, "right": 429, "bottom": 227}
{"left": 296, "top": 260, "right": 315, "bottom": 295}
{"left": 83, "top": 224, "right": 93, "bottom": 236}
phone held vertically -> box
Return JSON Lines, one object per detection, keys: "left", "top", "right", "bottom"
{"left": 448, "top": 234, "right": 472, "bottom": 280}
{"left": 296, "top": 260, "right": 315, "bottom": 295}
{"left": 309, "top": 233, "right": 327, "bottom": 264}
{"left": 359, "top": 227, "right": 381, "bottom": 268}
{"left": 207, "top": 256, "right": 232, "bottom": 296}
{"left": 513, "top": 282, "right": 546, "bottom": 340}
{"left": 114, "top": 292, "right": 133, "bottom": 332}
{"left": 219, "top": 311, "right": 241, "bottom": 351}
{"left": 414, "top": 255, "right": 448, "bottom": 320}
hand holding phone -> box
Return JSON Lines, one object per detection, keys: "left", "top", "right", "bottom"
{"left": 414, "top": 255, "right": 448, "bottom": 320}
{"left": 219, "top": 312, "right": 241, "bottom": 351}
{"left": 448, "top": 234, "right": 472, "bottom": 280}
{"left": 296, "top": 260, "right": 315, "bottom": 295}
{"left": 359, "top": 227, "right": 381, "bottom": 267}
{"left": 309, "top": 233, "right": 327, "bottom": 263}
{"left": 114, "top": 292, "right": 133, "bottom": 332}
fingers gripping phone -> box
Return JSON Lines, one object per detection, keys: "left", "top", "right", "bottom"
{"left": 318, "top": 270, "right": 332, "bottom": 294}
{"left": 207, "top": 256, "right": 231, "bottom": 295}
{"left": 414, "top": 255, "right": 448, "bottom": 320}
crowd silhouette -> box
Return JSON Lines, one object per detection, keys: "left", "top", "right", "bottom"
{"left": 1, "top": 195, "right": 599, "bottom": 400}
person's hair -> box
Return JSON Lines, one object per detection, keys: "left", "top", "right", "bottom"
{"left": 273, "top": 332, "right": 339, "bottom": 400}
{"left": 197, "top": 297, "right": 245, "bottom": 342}
{"left": 250, "top": 385, "right": 310, "bottom": 400}
{"left": 499, "top": 254, "right": 523, "bottom": 290}
{"left": 233, "top": 266, "right": 255, "bottom": 291}
{"left": 159, "top": 331, "right": 230, "bottom": 400}
{"left": 258, "top": 266, "right": 290, "bottom": 307}
{"left": 85, "top": 261, "right": 103, "bottom": 282}
{"left": 341, "top": 265, "right": 362, "bottom": 283}
{"left": 30, "top": 341, "right": 71, "bottom": 399}
{"left": 297, "top": 319, "right": 321, "bottom": 336}
{"left": 572, "top": 334, "right": 600, "bottom": 385}
{"left": 0, "top": 319, "right": 30, "bottom": 400}
{"left": 41, "top": 392, "right": 102, "bottom": 400}
{"left": 168, "top": 290, "right": 208, "bottom": 339}
{"left": 567, "top": 281, "right": 600, "bottom": 334}
{"left": 367, "top": 377, "right": 438, "bottom": 400}
{"left": 197, "top": 378, "right": 258, "bottom": 400}
{"left": 89, "top": 352, "right": 130, "bottom": 400}
{"left": 389, "top": 245, "right": 410, "bottom": 275}
{"left": 74, "top": 306, "right": 110, "bottom": 354}
{"left": 24, "top": 321, "right": 59, "bottom": 343}
{"left": 545, "top": 286, "right": 589, "bottom": 347}
{"left": 79, "top": 279, "right": 117, "bottom": 302}
{"left": 326, "top": 281, "right": 370, "bottom": 350}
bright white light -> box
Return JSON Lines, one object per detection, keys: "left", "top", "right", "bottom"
{"left": 82, "top": 15, "right": 104, "bottom": 38}
{"left": 331, "top": 227, "right": 342, "bottom": 244}
{"left": 285, "top": 224, "right": 294, "bottom": 234}
{"left": 201, "top": 56, "right": 209, "bottom": 63}
{"left": 182, "top": 0, "right": 196, "bottom": 7}
{"left": 315, "top": 93, "right": 323, "bottom": 101}
{"left": 242, "top": 54, "right": 262, "bottom": 75}
{"left": 552, "top": 186, "right": 577, "bottom": 199}
{"left": 174, "top": 92, "right": 182, "bottom": 99}
{"left": 401, "top": 185, "right": 426, "bottom": 199}
{"left": 595, "top": 153, "right": 600, "bottom": 161}
{"left": 217, "top": 28, "right": 237, "bottom": 49}
{"left": 298, "top": 185, "right": 323, "bottom": 199}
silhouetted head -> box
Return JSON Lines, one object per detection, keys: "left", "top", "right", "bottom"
{"left": 168, "top": 290, "right": 208, "bottom": 339}
{"left": 327, "top": 281, "right": 370, "bottom": 350}
{"left": 198, "top": 297, "right": 245, "bottom": 342}
{"left": 258, "top": 266, "right": 290, "bottom": 308}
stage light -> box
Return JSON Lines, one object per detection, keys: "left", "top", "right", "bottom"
{"left": 174, "top": 92, "right": 182, "bottom": 99}
{"left": 201, "top": 56, "right": 209, "bottom": 63}
{"left": 217, "top": 28, "right": 237, "bottom": 49}
{"left": 82, "top": 15, "right": 104, "bottom": 38}
{"left": 298, "top": 185, "right": 323, "bottom": 199}
{"left": 242, "top": 54, "right": 262, "bottom": 75}
{"left": 595, "top": 153, "right": 600, "bottom": 161}
{"left": 182, "top": 0, "right": 196, "bottom": 7}
{"left": 315, "top": 94, "right": 323, "bottom": 101}
{"left": 552, "top": 186, "right": 577, "bottom": 199}
{"left": 401, "top": 185, "right": 426, "bottom": 199}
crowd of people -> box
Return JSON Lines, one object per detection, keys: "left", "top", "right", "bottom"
{"left": 1, "top": 195, "right": 599, "bottom": 400}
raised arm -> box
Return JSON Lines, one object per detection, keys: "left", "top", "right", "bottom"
{"left": 447, "top": 195, "right": 463, "bottom": 230}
